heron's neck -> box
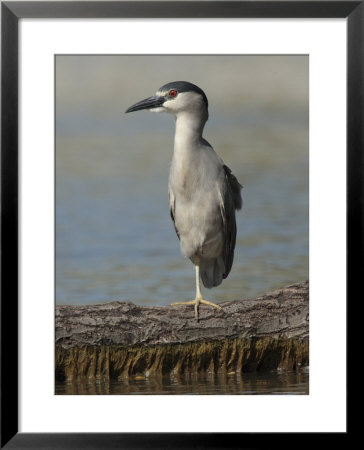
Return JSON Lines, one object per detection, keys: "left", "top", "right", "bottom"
{"left": 173, "top": 111, "right": 207, "bottom": 156}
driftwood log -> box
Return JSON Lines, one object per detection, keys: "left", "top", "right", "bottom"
{"left": 56, "top": 280, "right": 309, "bottom": 381}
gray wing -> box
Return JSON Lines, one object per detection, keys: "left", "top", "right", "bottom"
{"left": 219, "top": 165, "right": 243, "bottom": 278}
{"left": 168, "top": 187, "right": 180, "bottom": 240}
{"left": 223, "top": 164, "right": 243, "bottom": 210}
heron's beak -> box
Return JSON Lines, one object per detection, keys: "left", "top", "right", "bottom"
{"left": 125, "top": 95, "right": 164, "bottom": 113}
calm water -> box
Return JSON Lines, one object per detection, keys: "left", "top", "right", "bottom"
{"left": 56, "top": 55, "right": 309, "bottom": 307}
{"left": 55, "top": 57, "right": 308, "bottom": 395}
{"left": 55, "top": 370, "right": 309, "bottom": 395}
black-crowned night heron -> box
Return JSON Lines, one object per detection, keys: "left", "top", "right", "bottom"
{"left": 126, "top": 81, "right": 242, "bottom": 321}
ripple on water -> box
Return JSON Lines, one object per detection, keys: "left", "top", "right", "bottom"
{"left": 55, "top": 370, "right": 309, "bottom": 395}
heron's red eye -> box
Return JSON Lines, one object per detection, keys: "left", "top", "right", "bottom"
{"left": 169, "top": 89, "right": 178, "bottom": 98}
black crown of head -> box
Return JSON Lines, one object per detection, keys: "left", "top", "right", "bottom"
{"left": 159, "top": 81, "right": 208, "bottom": 108}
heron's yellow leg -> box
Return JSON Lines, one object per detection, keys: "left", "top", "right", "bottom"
{"left": 171, "top": 261, "right": 222, "bottom": 321}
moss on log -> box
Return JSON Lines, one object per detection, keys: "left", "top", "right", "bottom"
{"left": 56, "top": 281, "right": 309, "bottom": 381}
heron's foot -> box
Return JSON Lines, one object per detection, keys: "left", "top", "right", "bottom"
{"left": 171, "top": 296, "right": 222, "bottom": 321}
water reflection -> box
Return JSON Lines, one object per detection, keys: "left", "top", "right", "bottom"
{"left": 55, "top": 370, "right": 308, "bottom": 395}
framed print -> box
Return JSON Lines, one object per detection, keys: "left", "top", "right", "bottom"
{"left": 1, "top": 1, "right": 359, "bottom": 447}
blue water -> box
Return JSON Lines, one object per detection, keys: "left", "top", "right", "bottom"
{"left": 56, "top": 55, "right": 308, "bottom": 306}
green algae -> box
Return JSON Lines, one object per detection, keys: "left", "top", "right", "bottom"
{"left": 55, "top": 337, "right": 308, "bottom": 382}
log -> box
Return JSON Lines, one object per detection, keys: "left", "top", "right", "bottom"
{"left": 55, "top": 280, "right": 309, "bottom": 381}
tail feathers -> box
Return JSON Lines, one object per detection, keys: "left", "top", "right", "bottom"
{"left": 200, "top": 257, "right": 225, "bottom": 288}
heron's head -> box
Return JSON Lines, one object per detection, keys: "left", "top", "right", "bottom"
{"left": 125, "top": 81, "right": 209, "bottom": 120}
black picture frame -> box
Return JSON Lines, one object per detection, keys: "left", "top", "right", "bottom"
{"left": 1, "top": 1, "right": 358, "bottom": 448}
